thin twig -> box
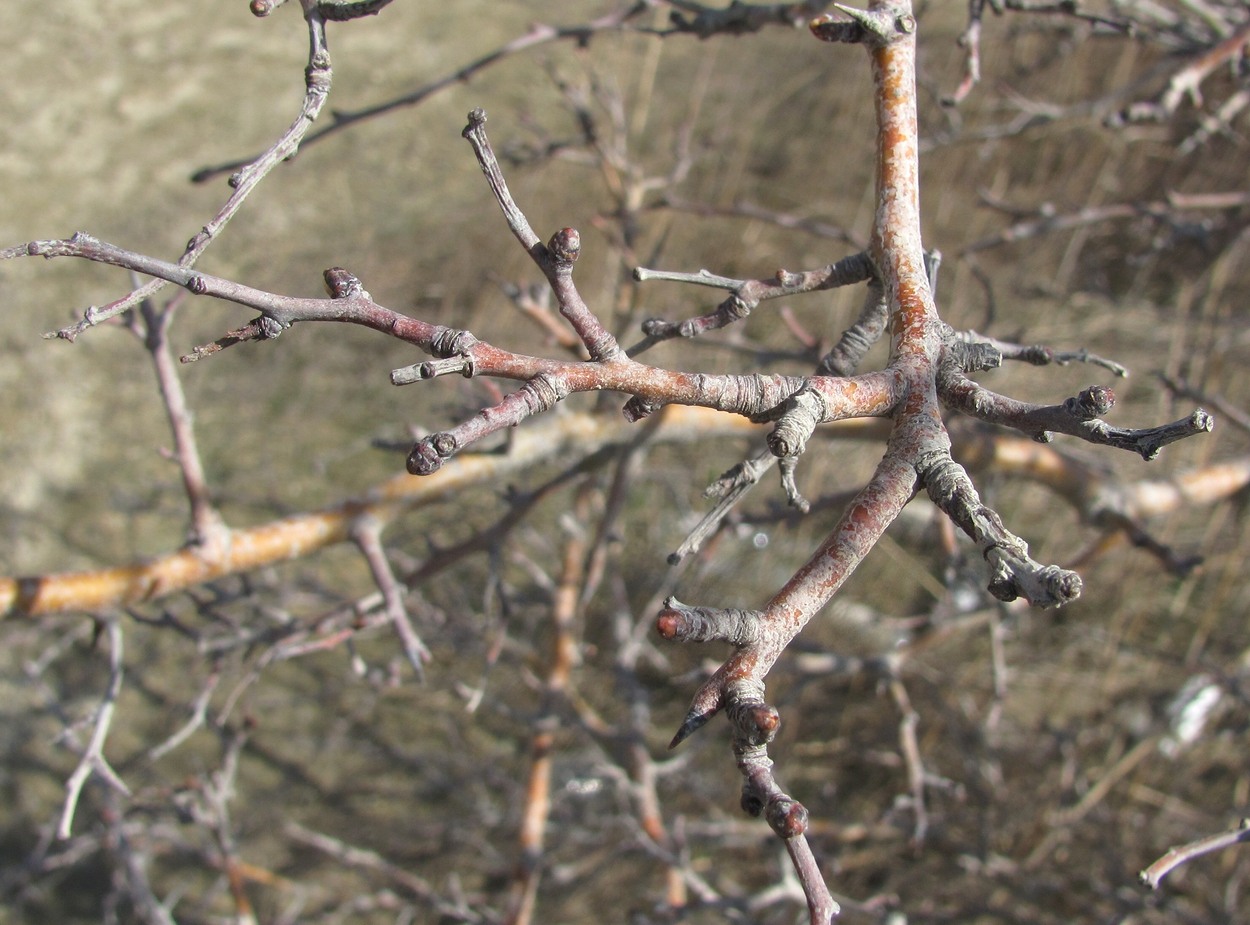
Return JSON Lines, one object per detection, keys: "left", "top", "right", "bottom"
{"left": 1140, "top": 819, "right": 1250, "bottom": 889}
{"left": 58, "top": 622, "right": 130, "bottom": 839}
{"left": 48, "top": 5, "right": 337, "bottom": 339}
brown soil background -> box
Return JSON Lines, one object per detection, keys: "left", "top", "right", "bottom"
{"left": 1, "top": 3, "right": 1248, "bottom": 923}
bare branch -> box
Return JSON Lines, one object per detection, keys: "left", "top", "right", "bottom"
{"left": 58, "top": 622, "right": 130, "bottom": 839}
{"left": 0, "top": 408, "right": 759, "bottom": 619}
{"left": 1140, "top": 818, "right": 1250, "bottom": 890}
{"left": 39, "top": 6, "right": 337, "bottom": 340}
{"left": 194, "top": 6, "right": 652, "bottom": 182}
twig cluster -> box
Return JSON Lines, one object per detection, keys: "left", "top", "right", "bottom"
{"left": 4, "top": 0, "right": 1248, "bottom": 922}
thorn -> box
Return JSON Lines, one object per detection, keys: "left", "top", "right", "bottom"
{"left": 833, "top": 3, "right": 885, "bottom": 37}
{"left": 831, "top": 3, "right": 872, "bottom": 24}
{"left": 812, "top": 5, "right": 900, "bottom": 43}
{"left": 669, "top": 709, "right": 711, "bottom": 749}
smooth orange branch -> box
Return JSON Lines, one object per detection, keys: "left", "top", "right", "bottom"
{"left": 0, "top": 408, "right": 760, "bottom": 620}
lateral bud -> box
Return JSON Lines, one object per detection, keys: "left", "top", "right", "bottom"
{"left": 729, "top": 700, "right": 781, "bottom": 747}
{"left": 766, "top": 798, "right": 809, "bottom": 838}
{"left": 623, "top": 396, "right": 661, "bottom": 422}
{"left": 1064, "top": 385, "right": 1115, "bottom": 420}
{"left": 547, "top": 227, "right": 581, "bottom": 266}
{"left": 323, "top": 267, "right": 369, "bottom": 300}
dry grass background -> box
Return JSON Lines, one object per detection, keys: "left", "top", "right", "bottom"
{"left": 1, "top": 2, "right": 1248, "bottom": 923}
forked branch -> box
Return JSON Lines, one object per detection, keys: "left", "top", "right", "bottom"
{"left": 1, "top": 1, "right": 1222, "bottom": 919}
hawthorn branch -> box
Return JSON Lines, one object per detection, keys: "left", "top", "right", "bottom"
{"left": 58, "top": 621, "right": 130, "bottom": 839}
{"left": 647, "top": 7, "right": 1209, "bottom": 914}
{"left": 0, "top": 408, "right": 760, "bottom": 620}
{"left": 45, "top": 3, "right": 337, "bottom": 340}
{"left": 633, "top": 252, "right": 874, "bottom": 344}
{"left": 817, "top": 279, "right": 888, "bottom": 375}
{"left": 196, "top": 5, "right": 652, "bottom": 182}
{"left": 1140, "top": 818, "right": 1250, "bottom": 890}
{"left": 917, "top": 449, "right": 1081, "bottom": 606}
{"left": 503, "top": 481, "right": 591, "bottom": 925}
{"left": 462, "top": 110, "right": 624, "bottom": 364}
{"left": 351, "top": 514, "right": 430, "bottom": 677}
{"left": 662, "top": 5, "right": 947, "bottom": 759}
{"left": 4, "top": 3, "right": 1232, "bottom": 918}
{"left": 1112, "top": 21, "right": 1250, "bottom": 126}
{"left": 938, "top": 372, "right": 1214, "bottom": 459}
{"left": 951, "top": 329, "right": 1127, "bottom": 377}
{"left": 126, "top": 290, "right": 230, "bottom": 553}
{"left": 6, "top": 235, "right": 829, "bottom": 450}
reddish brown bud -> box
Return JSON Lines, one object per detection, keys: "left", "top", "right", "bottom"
{"left": 323, "top": 267, "right": 364, "bottom": 299}
{"left": 748, "top": 704, "right": 780, "bottom": 737}
{"left": 656, "top": 610, "right": 682, "bottom": 640}
{"left": 623, "top": 396, "right": 660, "bottom": 423}
{"left": 1066, "top": 385, "right": 1115, "bottom": 420}
{"left": 767, "top": 799, "right": 809, "bottom": 838}
{"left": 547, "top": 227, "right": 581, "bottom": 265}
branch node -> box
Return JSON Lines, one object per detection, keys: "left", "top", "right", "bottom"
{"left": 520, "top": 372, "right": 570, "bottom": 414}
{"left": 394, "top": 354, "right": 477, "bottom": 384}
{"left": 656, "top": 596, "right": 763, "bottom": 646}
{"left": 768, "top": 385, "right": 828, "bottom": 458}
{"left": 729, "top": 699, "right": 782, "bottom": 747}
{"left": 180, "top": 315, "right": 284, "bottom": 363}
{"left": 948, "top": 337, "right": 1003, "bottom": 373}
{"left": 429, "top": 325, "right": 480, "bottom": 359}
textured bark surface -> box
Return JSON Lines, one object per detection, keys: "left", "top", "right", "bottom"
{"left": 2, "top": 1, "right": 1246, "bottom": 922}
